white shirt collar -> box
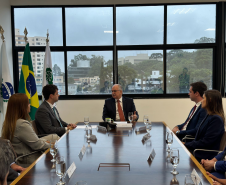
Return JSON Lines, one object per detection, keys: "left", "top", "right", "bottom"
{"left": 45, "top": 100, "right": 54, "bottom": 109}
{"left": 196, "top": 101, "right": 202, "bottom": 107}
{"left": 115, "top": 97, "right": 123, "bottom": 103}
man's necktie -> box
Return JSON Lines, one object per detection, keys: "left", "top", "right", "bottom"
{"left": 117, "top": 99, "right": 125, "bottom": 121}
{"left": 52, "top": 107, "right": 63, "bottom": 127}
{"left": 182, "top": 105, "right": 197, "bottom": 130}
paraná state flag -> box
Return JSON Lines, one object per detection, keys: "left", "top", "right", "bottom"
{"left": 18, "top": 43, "right": 39, "bottom": 120}
{"left": 0, "top": 41, "right": 14, "bottom": 135}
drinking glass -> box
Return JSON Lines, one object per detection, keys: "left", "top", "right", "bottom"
{"left": 86, "top": 125, "right": 92, "bottom": 141}
{"left": 143, "top": 115, "right": 149, "bottom": 126}
{"left": 146, "top": 121, "right": 152, "bottom": 136}
{"left": 128, "top": 112, "right": 133, "bottom": 123}
{"left": 56, "top": 156, "right": 66, "bottom": 185}
{"left": 184, "top": 174, "right": 196, "bottom": 185}
{"left": 84, "top": 117, "right": 89, "bottom": 130}
{"left": 166, "top": 132, "right": 173, "bottom": 152}
{"left": 170, "top": 174, "right": 179, "bottom": 185}
{"left": 50, "top": 141, "right": 58, "bottom": 162}
{"left": 86, "top": 142, "right": 92, "bottom": 155}
{"left": 170, "top": 148, "right": 180, "bottom": 175}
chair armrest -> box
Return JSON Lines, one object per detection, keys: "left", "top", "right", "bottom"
{"left": 15, "top": 151, "right": 44, "bottom": 163}
{"left": 193, "top": 149, "right": 222, "bottom": 159}
{"left": 184, "top": 135, "right": 194, "bottom": 137}
{"left": 182, "top": 135, "right": 195, "bottom": 142}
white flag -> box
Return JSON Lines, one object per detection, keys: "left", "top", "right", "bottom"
{"left": 0, "top": 41, "right": 14, "bottom": 134}
{"left": 42, "top": 42, "right": 53, "bottom": 101}
{"left": 42, "top": 42, "right": 53, "bottom": 87}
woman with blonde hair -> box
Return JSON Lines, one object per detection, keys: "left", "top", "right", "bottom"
{"left": 185, "top": 90, "right": 225, "bottom": 161}
{"left": 1, "top": 93, "right": 50, "bottom": 165}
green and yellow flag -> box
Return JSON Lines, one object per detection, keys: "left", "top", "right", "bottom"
{"left": 18, "top": 43, "right": 39, "bottom": 120}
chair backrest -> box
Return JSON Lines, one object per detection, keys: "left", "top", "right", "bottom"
{"left": 220, "top": 131, "right": 226, "bottom": 151}
{"left": 0, "top": 137, "right": 17, "bottom": 159}
{"left": 31, "top": 120, "right": 38, "bottom": 135}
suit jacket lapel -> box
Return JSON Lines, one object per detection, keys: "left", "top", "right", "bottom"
{"left": 195, "top": 114, "right": 209, "bottom": 140}
{"left": 187, "top": 105, "right": 201, "bottom": 126}
{"left": 44, "top": 101, "right": 56, "bottom": 118}
{"left": 122, "top": 96, "right": 127, "bottom": 119}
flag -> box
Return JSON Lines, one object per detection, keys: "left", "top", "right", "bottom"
{"left": 0, "top": 41, "right": 14, "bottom": 134}
{"left": 42, "top": 42, "right": 53, "bottom": 87}
{"left": 18, "top": 43, "right": 39, "bottom": 120}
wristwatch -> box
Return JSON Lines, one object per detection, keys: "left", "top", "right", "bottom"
{"left": 176, "top": 130, "right": 180, "bottom": 135}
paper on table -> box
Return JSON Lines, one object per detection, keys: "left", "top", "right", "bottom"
{"left": 76, "top": 126, "right": 86, "bottom": 129}
{"left": 66, "top": 162, "right": 76, "bottom": 178}
{"left": 76, "top": 125, "right": 97, "bottom": 129}
{"left": 117, "top": 123, "right": 132, "bottom": 127}
{"left": 114, "top": 121, "right": 128, "bottom": 124}
{"left": 191, "top": 169, "right": 202, "bottom": 185}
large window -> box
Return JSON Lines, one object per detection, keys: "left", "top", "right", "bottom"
{"left": 118, "top": 50, "right": 163, "bottom": 94}
{"left": 167, "top": 5, "right": 216, "bottom": 44}
{"left": 67, "top": 51, "right": 113, "bottom": 95}
{"left": 116, "top": 6, "right": 164, "bottom": 45}
{"left": 18, "top": 52, "right": 65, "bottom": 95}
{"left": 14, "top": 8, "right": 63, "bottom": 46}
{"left": 166, "top": 49, "right": 213, "bottom": 93}
{"left": 12, "top": 3, "right": 221, "bottom": 99}
{"left": 66, "top": 7, "right": 113, "bottom": 46}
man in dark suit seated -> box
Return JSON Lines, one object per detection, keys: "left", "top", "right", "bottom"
{"left": 35, "top": 84, "right": 77, "bottom": 137}
{"left": 201, "top": 147, "right": 226, "bottom": 179}
{"left": 172, "top": 82, "right": 207, "bottom": 140}
{"left": 0, "top": 138, "right": 26, "bottom": 185}
{"left": 8, "top": 162, "right": 26, "bottom": 183}
{"left": 102, "top": 84, "right": 139, "bottom": 122}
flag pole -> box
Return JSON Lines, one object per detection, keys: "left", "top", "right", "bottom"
{"left": 0, "top": 25, "right": 5, "bottom": 42}
{"left": 0, "top": 25, "right": 4, "bottom": 115}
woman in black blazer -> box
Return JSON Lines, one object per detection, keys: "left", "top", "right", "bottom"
{"left": 185, "top": 90, "right": 225, "bottom": 161}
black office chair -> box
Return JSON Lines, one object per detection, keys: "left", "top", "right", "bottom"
{"left": 31, "top": 120, "right": 48, "bottom": 138}
{"left": 1, "top": 137, "right": 41, "bottom": 167}
{"left": 192, "top": 131, "right": 226, "bottom": 159}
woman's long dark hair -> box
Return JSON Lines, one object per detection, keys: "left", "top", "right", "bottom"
{"left": 204, "top": 90, "right": 225, "bottom": 123}
{"left": 1, "top": 93, "right": 30, "bottom": 141}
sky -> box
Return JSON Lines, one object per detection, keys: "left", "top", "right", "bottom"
{"left": 14, "top": 4, "right": 216, "bottom": 72}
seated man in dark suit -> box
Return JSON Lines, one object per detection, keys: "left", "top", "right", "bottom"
{"left": 0, "top": 138, "right": 26, "bottom": 185}
{"left": 35, "top": 84, "right": 76, "bottom": 137}
{"left": 201, "top": 146, "right": 226, "bottom": 179}
{"left": 102, "top": 84, "right": 139, "bottom": 122}
{"left": 172, "top": 82, "right": 207, "bottom": 140}
{"left": 8, "top": 162, "right": 26, "bottom": 183}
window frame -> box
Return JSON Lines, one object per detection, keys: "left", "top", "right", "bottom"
{"left": 11, "top": 3, "right": 222, "bottom": 100}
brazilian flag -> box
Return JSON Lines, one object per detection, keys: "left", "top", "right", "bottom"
{"left": 18, "top": 43, "right": 39, "bottom": 120}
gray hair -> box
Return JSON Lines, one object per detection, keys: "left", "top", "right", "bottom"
{"left": 112, "top": 84, "right": 123, "bottom": 91}
{"left": 118, "top": 84, "right": 123, "bottom": 91}
{"left": 0, "top": 139, "right": 14, "bottom": 184}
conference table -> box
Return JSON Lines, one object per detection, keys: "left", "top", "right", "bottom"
{"left": 11, "top": 122, "right": 213, "bottom": 185}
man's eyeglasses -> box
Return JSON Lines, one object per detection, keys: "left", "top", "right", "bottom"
{"left": 111, "top": 90, "right": 121, "bottom": 93}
